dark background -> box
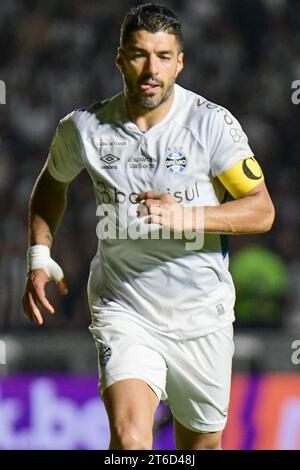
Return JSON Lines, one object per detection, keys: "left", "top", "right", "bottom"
{"left": 0, "top": 0, "right": 299, "bottom": 372}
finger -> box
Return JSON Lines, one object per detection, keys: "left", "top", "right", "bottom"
{"left": 144, "top": 214, "right": 162, "bottom": 225}
{"left": 35, "top": 283, "right": 55, "bottom": 314}
{"left": 136, "top": 203, "right": 148, "bottom": 218}
{"left": 22, "top": 294, "right": 33, "bottom": 323}
{"left": 56, "top": 277, "right": 68, "bottom": 295}
{"left": 144, "top": 199, "right": 161, "bottom": 209}
{"left": 159, "top": 202, "right": 174, "bottom": 211}
{"left": 136, "top": 194, "right": 142, "bottom": 202}
{"left": 28, "top": 292, "right": 44, "bottom": 325}
{"left": 136, "top": 192, "right": 146, "bottom": 202}
{"left": 148, "top": 205, "right": 162, "bottom": 216}
{"left": 137, "top": 191, "right": 164, "bottom": 201}
{"left": 29, "top": 268, "right": 50, "bottom": 283}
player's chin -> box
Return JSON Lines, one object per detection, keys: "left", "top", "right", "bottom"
{"left": 138, "top": 93, "right": 165, "bottom": 109}
{"left": 137, "top": 99, "right": 158, "bottom": 109}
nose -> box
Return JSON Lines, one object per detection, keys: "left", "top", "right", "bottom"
{"left": 144, "top": 53, "right": 159, "bottom": 76}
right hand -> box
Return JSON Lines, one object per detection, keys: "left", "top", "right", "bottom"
{"left": 22, "top": 268, "right": 68, "bottom": 326}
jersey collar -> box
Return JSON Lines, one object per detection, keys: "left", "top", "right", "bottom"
{"left": 120, "top": 83, "right": 180, "bottom": 137}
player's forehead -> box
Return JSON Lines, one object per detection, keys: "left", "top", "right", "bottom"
{"left": 125, "top": 29, "right": 179, "bottom": 54}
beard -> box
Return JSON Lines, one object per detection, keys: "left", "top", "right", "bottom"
{"left": 124, "top": 75, "right": 174, "bottom": 109}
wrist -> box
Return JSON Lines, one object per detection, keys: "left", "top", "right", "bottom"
{"left": 27, "top": 244, "right": 51, "bottom": 275}
{"left": 189, "top": 206, "right": 205, "bottom": 232}
{"left": 26, "top": 244, "right": 64, "bottom": 282}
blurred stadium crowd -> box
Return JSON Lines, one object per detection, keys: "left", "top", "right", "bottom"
{"left": 0, "top": 0, "right": 299, "bottom": 330}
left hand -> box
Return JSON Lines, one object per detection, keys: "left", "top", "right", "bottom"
{"left": 136, "top": 191, "right": 195, "bottom": 232}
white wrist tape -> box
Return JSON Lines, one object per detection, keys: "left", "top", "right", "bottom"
{"left": 27, "top": 244, "right": 64, "bottom": 282}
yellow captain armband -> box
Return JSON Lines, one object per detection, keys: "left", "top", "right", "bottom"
{"left": 217, "top": 156, "right": 264, "bottom": 199}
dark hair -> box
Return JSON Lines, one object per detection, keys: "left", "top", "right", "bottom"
{"left": 120, "top": 3, "right": 184, "bottom": 52}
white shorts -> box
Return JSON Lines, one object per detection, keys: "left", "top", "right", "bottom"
{"left": 89, "top": 303, "right": 235, "bottom": 433}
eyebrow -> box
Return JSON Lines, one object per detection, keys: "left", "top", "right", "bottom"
{"left": 128, "top": 46, "right": 174, "bottom": 55}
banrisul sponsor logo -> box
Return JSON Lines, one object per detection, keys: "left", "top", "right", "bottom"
{"left": 165, "top": 147, "right": 187, "bottom": 174}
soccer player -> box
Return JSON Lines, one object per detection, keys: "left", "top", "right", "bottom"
{"left": 22, "top": 4, "right": 275, "bottom": 450}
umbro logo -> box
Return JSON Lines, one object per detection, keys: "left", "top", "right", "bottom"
{"left": 100, "top": 154, "right": 120, "bottom": 164}
{"left": 100, "top": 154, "right": 120, "bottom": 169}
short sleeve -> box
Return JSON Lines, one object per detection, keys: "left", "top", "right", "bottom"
{"left": 207, "top": 107, "right": 254, "bottom": 177}
{"left": 46, "top": 111, "right": 85, "bottom": 183}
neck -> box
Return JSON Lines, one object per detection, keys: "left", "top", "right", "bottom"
{"left": 125, "top": 87, "right": 175, "bottom": 132}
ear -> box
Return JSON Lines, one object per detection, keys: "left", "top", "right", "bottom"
{"left": 116, "top": 47, "right": 125, "bottom": 72}
{"left": 175, "top": 51, "right": 184, "bottom": 77}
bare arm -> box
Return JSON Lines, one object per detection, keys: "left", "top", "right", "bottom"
{"left": 136, "top": 181, "right": 275, "bottom": 234}
{"left": 29, "top": 167, "right": 70, "bottom": 247}
{"left": 201, "top": 181, "right": 275, "bottom": 234}
{"left": 23, "top": 167, "right": 71, "bottom": 325}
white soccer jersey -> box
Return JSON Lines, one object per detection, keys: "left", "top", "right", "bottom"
{"left": 46, "top": 83, "right": 254, "bottom": 339}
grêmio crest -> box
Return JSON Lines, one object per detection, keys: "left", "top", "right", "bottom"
{"left": 165, "top": 147, "right": 188, "bottom": 175}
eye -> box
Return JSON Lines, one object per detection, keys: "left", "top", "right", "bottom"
{"left": 136, "top": 53, "right": 145, "bottom": 57}
{"left": 129, "top": 53, "right": 145, "bottom": 60}
{"left": 159, "top": 56, "right": 171, "bottom": 61}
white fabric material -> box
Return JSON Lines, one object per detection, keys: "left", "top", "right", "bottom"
{"left": 89, "top": 306, "right": 234, "bottom": 432}
{"left": 27, "top": 244, "right": 64, "bottom": 281}
{"left": 46, "top": 83, "right": 254, "bottom": 339}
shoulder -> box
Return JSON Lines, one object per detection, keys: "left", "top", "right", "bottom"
{"left": 175, "top": 84, "right": 237, "bottom": 134}
{"left": 78, "top": 91, "right": 123, "bottom": 125}
{"left": 58, "top": 91, "right": 124, "bottom": 133}
{"left": 176, "top": 85, "right": 234, "bottom": 137}
{"left": 179, "top": 86, "right": 245, "bottom": 147}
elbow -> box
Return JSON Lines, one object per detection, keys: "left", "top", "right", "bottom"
{"left": 260, "top": 203, "right": 275, "bottom": 233}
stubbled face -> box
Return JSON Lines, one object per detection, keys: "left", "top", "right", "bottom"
{"left": 116, "top": 29, "right": 184, "bottom": 109}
